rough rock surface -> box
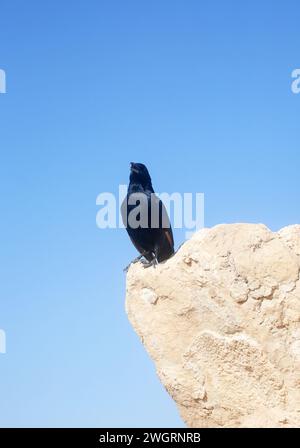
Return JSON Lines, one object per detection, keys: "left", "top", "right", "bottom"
{"left": 125, "top": 224, "right": 300, "bottom": 428}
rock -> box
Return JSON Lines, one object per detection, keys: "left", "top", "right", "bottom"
{"left": 125, "top": 224, "right": 300, "bottom": 428}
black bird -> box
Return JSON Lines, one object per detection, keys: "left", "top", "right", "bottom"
{"left": 121, "top": 162, "right": 174, "bottom": 270}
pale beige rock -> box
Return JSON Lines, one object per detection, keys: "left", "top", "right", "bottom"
{"left": 125, "top": 224, "right": 300, "bottom": 428}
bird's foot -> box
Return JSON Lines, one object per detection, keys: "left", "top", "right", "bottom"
{"left": 141, "top": 255, "right": 158, "bottom": 269}
{"left": 123, "top": 255, "right": 143, "bottom": 273}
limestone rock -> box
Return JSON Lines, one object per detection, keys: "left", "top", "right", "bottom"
{"left": 125, "top": 224, "right": 300, "bottom": 427}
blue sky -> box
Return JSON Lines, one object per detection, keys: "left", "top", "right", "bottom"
{"left": 0, "top": 0, "right": 299, "bottom": 427}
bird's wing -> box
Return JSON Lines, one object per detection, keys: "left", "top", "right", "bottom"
{"left": 151, "top": 193, "right": 174, "bottom": 249}
{"left": 163, "top": 226, "right": 174, "bottom": 249}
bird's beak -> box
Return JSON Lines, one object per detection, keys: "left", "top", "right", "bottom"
{"left": 130, "top": 162, "right": 139, "bottom": 173}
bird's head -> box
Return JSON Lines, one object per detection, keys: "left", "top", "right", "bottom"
{"left": 129, "top": 162, "right": 153, "bottom": 190}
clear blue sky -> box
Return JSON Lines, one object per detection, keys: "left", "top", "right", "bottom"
{"left": 0, "top": 0, "right": 299, "bottom": 427}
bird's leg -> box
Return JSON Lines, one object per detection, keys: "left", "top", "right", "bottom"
{"left": 142, "top": 251, "right": 158, "bottom": 269}
{"left": 123, "top": 255, "right": 143, "bottom": 273}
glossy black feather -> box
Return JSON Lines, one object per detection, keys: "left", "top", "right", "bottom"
{"left": 121, "top": 163, "right": 174, "bottom": 263}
